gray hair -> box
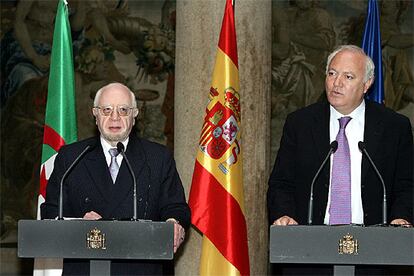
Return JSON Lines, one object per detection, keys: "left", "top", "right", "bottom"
{"left": 325, "top": 45, "right": 375, "bottom": 83}
{"left": 93, "top": 82, "right": 137, "bottom": 108}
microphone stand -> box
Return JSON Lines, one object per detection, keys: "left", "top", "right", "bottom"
{"left": 117, "top": 142, "right": 138, "bottom": 221}
{"left": 358, "top": 142, "right": 387, "bottom": 225}
{"left": 307, "top": 141, "right": 338, "bottom": 225}
{"left": 58, "top": 145, "right": 92, "bottom": 220}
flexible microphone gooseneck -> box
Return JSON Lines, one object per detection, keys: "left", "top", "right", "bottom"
{"left": 307, "top": 141, "right": 338, "bottom": 225}
{"left": 117, "top": 142, "right": 138, "bottom": 221}
{"left": 58, "top": 144, "right": 93, "bottom": 220}
{"left": 358, "top": 141, "right": 387, "bottom": 225}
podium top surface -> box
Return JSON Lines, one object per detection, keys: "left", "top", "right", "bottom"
{"left": 18, "top": 220, "right": 174, "bottom": 260}
{"left": 269, "top": 225, "right": 414, "bottom": 265}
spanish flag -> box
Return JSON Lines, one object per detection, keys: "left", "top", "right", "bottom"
{"left": 189, "top": 0, "right": 249, "bottom": 275}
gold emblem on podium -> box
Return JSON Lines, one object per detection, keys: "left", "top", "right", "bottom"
{"left": 339, "top": 233, "right": 358, "bottom": 255}
{"left": 87, "top": 228, "right": 106, "bottom": 249}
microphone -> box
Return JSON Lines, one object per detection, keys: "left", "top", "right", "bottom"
{"left": 358, "top": 141, "right": 387, "bottom": 225}
{"left": 117, "top": 142, "right": 138, "bottom": 221}
{"left": 58, "top": 143, "right": 95, "bottom": 220}
{"left": 307, "top": 141, "right": 338, "bottom": 225}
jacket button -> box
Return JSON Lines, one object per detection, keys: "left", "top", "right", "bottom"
{"left": 84, "top": 197, "right": 91, "bottom": 203}
{"left": 138, "top": 197, "right": 143, "bottom": 202}
{"left": 361, "top": 184, "right": 365, "bottom": 188}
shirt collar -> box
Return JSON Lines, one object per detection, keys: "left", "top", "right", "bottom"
{"left": 330, "top": 100, "right": 365, "bottom": 121}
{"left": 100, "top": 136, "right": 129, "bottom": 153}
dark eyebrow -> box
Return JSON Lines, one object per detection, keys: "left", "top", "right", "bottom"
{"left": 343, "top": 71, "right": 356, "bottom": 77}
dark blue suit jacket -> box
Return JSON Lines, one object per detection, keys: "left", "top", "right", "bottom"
{"left": 267, "top": 100, "right": 413, "bottom": 226}
{"left": 41, "top": 134, "right": 190, "bottom": 275}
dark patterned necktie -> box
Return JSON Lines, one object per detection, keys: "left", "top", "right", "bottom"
{"left": 329, "top": 116, "right": 352, "bottom": 225}
{"left": 109, "top": 148, "right": 119, "bottom": 183}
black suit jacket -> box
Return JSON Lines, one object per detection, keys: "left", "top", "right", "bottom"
{"left": 267, "top": 100, "right": 413, "bottom": 226}
{"left": 41, "top": 134, "right": 190, "bottom": 275}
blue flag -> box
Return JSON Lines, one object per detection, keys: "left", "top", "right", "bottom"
{"left": 361, "top": 0, "right": 384, "bottom": 104}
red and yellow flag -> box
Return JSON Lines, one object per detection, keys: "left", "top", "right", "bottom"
{"left": 189, "top": 0, "right": 249, "bottom": 275}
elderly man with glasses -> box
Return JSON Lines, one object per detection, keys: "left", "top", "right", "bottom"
{"left": 41, "top": 82, "right": 190, "bottom": 275}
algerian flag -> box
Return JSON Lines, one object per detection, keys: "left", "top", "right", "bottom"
{"left": 34, "top": 0, "right": 77, "bottom": 274}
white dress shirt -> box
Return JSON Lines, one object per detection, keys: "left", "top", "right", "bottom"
{"left": 324, "top": 100, "right": 365, "bottom": 225}
{"left": 100, "top": 137, "right": 129, "bottom": 167}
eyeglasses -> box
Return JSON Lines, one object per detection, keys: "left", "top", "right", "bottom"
{"left": 94, "top": 105, "right": 135, "bottom": 116}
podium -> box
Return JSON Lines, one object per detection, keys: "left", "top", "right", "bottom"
{"left": 18, "top": 219, "right": 174, "bottom": 275}
{"left": 269, "top": 225, "right": 414, "bottom": 275}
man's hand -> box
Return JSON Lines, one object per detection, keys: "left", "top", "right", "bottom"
{"left": 390, "top": 218, "right": 412, "bottom": 227}
{"left": 273, "top": 215, "right": 298, "bottom": 226}
{"left": 83, "top": 211, "right": 102, "bottom": 220}
{"left": 167, "top": 218, "right": 185, "bottom": 253}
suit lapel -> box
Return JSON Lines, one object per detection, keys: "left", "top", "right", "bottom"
{"left": 311, "top": 102, "right": 331, "bottom": 164}
{"left": 310, "top": 101, "right": 331, "bottom": 220}
{"left": 362, "top": 101, "right": 384, "bottom": 183}
{"left": 84, "top": 140, "right": 114, "bottom": 203}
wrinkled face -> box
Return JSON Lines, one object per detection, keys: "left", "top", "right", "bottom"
{"left": 325, "top": 50, "right": 373, "bottom": 115}
{"left": 93, "top": 85, "right": 138, "bottom": 146}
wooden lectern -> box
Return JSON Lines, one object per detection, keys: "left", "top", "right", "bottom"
{"left": 269, "top": 225, "right": 414, "bottom": 275}
{"left": 18, "top": 220, "right": 173, "bottom": 275}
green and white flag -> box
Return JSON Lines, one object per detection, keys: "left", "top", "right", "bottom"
{"left": 35, "top": 0, "right": 77, "bottom": 274}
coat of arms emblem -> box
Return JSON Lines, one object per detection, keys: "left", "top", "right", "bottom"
{"left": 199, "top": 86, "right": 242, "bottom": 175}
{"left": 87, "top": 228, "right": 106, "bottom": 249}
{"left": 339, "top": 233, "right": 358, "bottom": 255}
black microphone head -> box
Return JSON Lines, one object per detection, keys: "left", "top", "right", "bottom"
{"left": 358, "top": 141, "right": 366, "bottom": 151}
{"left": 330, "top": 141, "right": 338, "bottom": 153}
{"left": 87, "top": 140, "right": 97, "bottom": 151}
{"left": 117, "top": 142, "right": 125, "bottom": 153}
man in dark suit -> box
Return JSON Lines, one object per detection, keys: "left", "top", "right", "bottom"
{"left": 267, "top": 44, "right": 413, "bottom": 274}
{"left": 268, "top": 44, "right": 413, "bottom": 227}
{"left": 41, "top": 82, "right": 190, "bottom": 275}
